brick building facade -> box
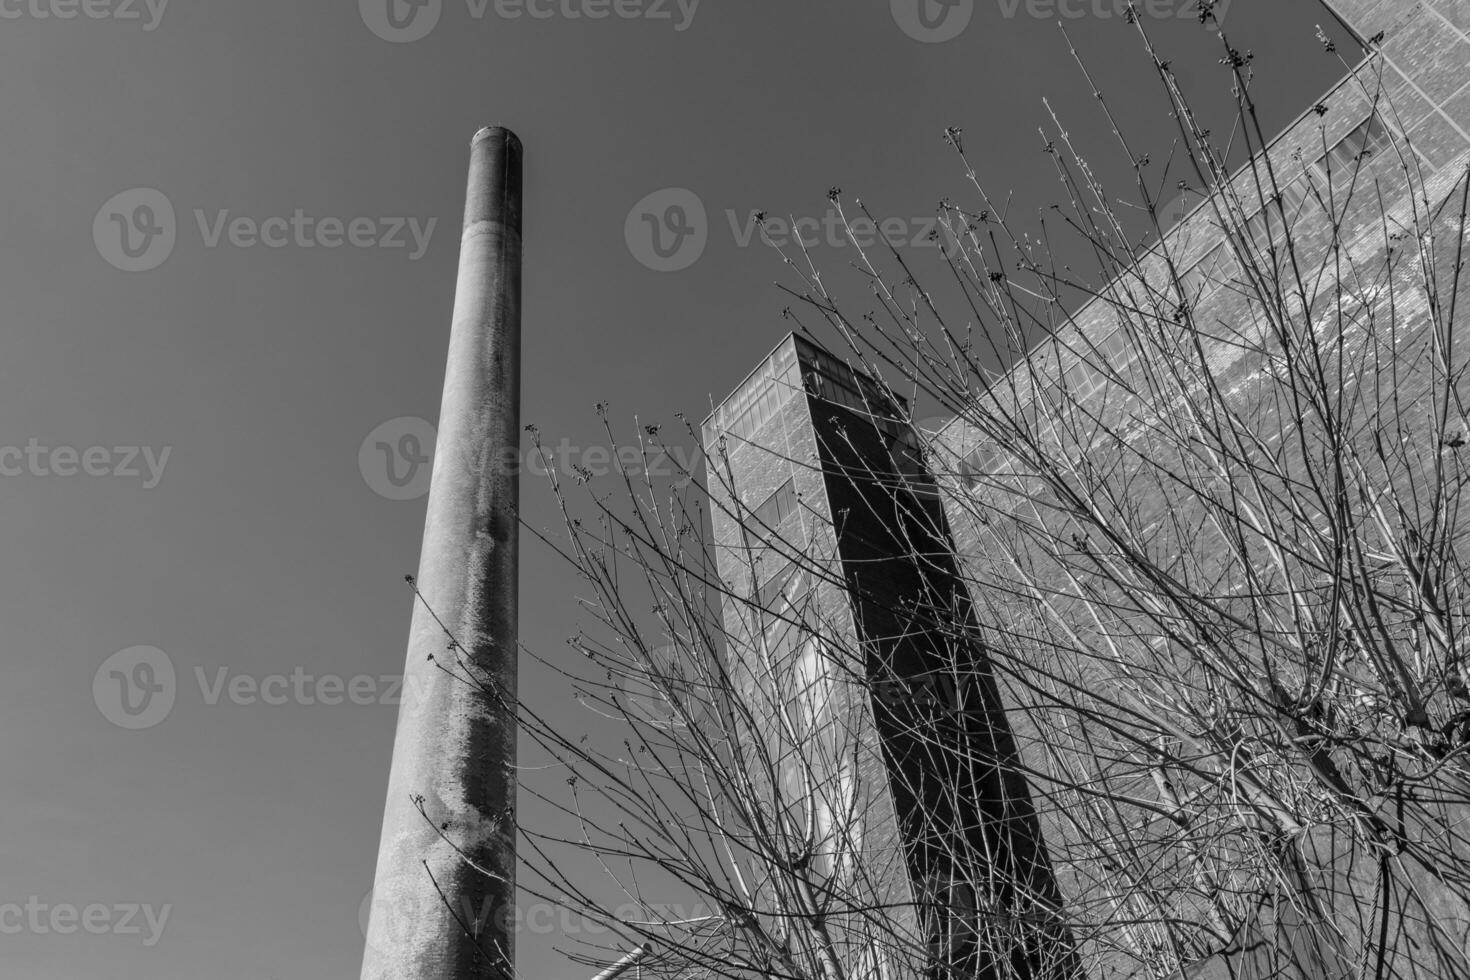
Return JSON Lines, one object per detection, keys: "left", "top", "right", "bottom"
{"left": 927, "top": 1, "right": 1470, "bottom": 978}
{"left": 703, "top": 2, "right": 1470, "bottom": 978}
{"left": 702, "top": 2, "right": 1470, "bottom": 978}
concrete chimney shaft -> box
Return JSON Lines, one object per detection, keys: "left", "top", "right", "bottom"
{"left": 361, "top": 126, "right": 523, "bottom": 980}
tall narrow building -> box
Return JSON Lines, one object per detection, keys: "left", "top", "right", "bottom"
{"left": 702, "top": 334, "right": 1074, "bottom": 979}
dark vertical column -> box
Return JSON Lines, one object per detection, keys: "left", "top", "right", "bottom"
{"left": 361, "top": 126, "right": 523, "bottom": 980}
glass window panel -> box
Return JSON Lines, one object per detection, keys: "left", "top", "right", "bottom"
{"left": 752, "top": 478, "right": 796, "bottom": 530}
{"left": 1317, "top": 113, "right": 1390, "bottom": 180}
{"left": 1064, "top": 362, "right": 1087, "bottom": 391}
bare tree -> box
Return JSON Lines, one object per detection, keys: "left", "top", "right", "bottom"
{"left": 406, "top": 7, "right": 1470, "bottom": 980}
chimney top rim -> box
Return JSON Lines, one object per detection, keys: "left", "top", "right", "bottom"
{"left": 471, "top": 125, "right": 522, "bottom": 148}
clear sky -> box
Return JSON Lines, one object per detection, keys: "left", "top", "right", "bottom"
{"left": 0, "top": 2, "right": 1359, "bottom": 978}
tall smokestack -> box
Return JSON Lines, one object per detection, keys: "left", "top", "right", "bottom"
{"left": 361, "top": 126, "right": 523, "bottom": 980}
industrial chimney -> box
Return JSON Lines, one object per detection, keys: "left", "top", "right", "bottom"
{"left": 361, "top": 126, "right": 523, "bottom": 980}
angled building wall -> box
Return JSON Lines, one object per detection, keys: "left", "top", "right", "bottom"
{"left": 704, "top": 335, "right": 1075, "bottom": 980}
{"left": 930, "top": 2, "right": 1470, "bottom": 977}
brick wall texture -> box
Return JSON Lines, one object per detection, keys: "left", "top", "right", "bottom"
{"left": 930, "top": 2, "right": 1470, "bottom": 978}
{"left": 704, "top": 2, "right": 1470, "bottom": 978}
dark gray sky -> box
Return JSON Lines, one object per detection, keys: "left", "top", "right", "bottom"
{"left": 1, "top": 2, "right": 1357, "bottom": 977}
